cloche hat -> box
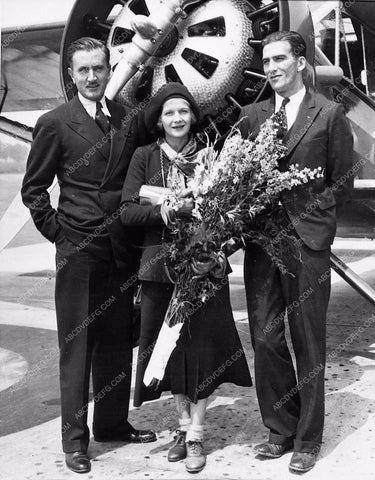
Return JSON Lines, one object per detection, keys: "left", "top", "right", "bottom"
{"left": 144, "top": 82, "right": 200, "bottom": 131}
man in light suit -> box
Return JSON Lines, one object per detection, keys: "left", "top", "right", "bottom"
{"left": 21, "top": 37, "right": 155, "bottom": 474}
{"left": 239, "top": 31, "right": 353, "bottom": 473}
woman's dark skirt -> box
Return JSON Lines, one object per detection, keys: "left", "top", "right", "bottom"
{"left": 133, "top": 279, "right": 252, "bottom": 407}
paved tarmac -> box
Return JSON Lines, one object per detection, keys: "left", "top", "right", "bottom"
{"left": 0, "top": 174, "right": 375, "bottom": 480}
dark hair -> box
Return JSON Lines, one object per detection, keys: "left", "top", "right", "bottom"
{"left": 67, "top": 37, "right": 110, "bottom": 68}
{"left": 262, "top": 31, "right": 306, "bottom": 59}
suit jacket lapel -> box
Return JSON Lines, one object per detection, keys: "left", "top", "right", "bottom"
{"left": 258, "top": 97, "right": 274, "bottom": 128}
{"left": 285, "top": 91, "right": 321, "bottom": 156}
{"left": 102, "top": 100, "right": 131, "bottom": 183}
{"left": 68, "top": 96, "right": 110, "bottom": 159}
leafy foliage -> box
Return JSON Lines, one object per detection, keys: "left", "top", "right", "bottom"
{"left": 163, "top": 114, "right": 322, "bottom": 326}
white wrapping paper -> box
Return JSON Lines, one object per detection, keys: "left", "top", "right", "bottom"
{"left": 139, "top": 185, "right": 172, "bottom": 206}
{"left": 143, "top": 321, "right": 183, "bottom": 386}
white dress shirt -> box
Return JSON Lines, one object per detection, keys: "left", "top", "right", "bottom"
{"left": 77, "top": 93, "right": 111, "bottom": 120}
{"left": 275, "top": 86, "right": 306, "bottom": 130}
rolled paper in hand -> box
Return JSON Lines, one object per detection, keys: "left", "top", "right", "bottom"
{"left": 139, "top": 185, "right": 172, "bottom": 206}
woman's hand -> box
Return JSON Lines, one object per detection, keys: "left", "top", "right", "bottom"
{"left": 160, "top": 189, "right": 194, "bottom": 225}
{"left": 191, "top": 257, "right": 217, "bottom": 275}
{"left": 191, "top": 251, "right": 227, "bottom": 278}
{"left": 174, "top": 196, "right": 194, "bottom": 218}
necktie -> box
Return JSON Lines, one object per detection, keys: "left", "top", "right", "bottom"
{"left": 95, "top": 101, "right": 110, "bottom": 134}
{"left": 277, "top": 97, "right": 290, "bottom": 138}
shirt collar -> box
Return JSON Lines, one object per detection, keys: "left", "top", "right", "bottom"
{"left": 275, "top": 86, "right": 306, "bottom": 111}
{"left": 77, "top": 93, "right": 111, "bottom": 118}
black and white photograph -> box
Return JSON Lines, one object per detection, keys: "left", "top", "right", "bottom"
{"left": 1, "top": 1, "right": 374, "bottom": 479}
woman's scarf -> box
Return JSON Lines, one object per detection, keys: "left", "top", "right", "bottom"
{"left": 158, "top": 136, "right": 201, "bottom": 182}
{"left": 158, "top": 135, "right": 202, "bottom": 227}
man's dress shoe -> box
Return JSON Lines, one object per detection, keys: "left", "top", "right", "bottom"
{"left": 65, "top": 451, "right": 91, "bottom": 473}
{"left": 185, "top": 441, "right": 206, "bottom": 473}
{"left": 94, "top": 429, "right": 156, "bottom": 443}
{"left": 254, "top": 440, "right": 293, "bottom": 458}
{"left": 289, "top": 451, "right": 317, "bottom": 473}
{"left": 167, "top": 430, "right": 187, "bottom": 462}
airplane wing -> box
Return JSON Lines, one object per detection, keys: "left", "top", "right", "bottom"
{"left": 0, "top": 180, "right": 58, "bottom": 252}
{"left": 0, "top": 1, "right": 71, "bottom": 250}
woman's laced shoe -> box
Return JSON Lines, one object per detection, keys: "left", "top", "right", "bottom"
{"left": 185, "top": 441, "right": 206, "bottom": 473}
{"left": 167, "top": 430, "right": 187, "bottom": 462}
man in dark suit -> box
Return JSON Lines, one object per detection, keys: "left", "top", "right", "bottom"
{"left": 239, "top": 31, "right": 353, "bottom": 473}
{"left": 21, "top": 37, "right": 155, "bottom": 474}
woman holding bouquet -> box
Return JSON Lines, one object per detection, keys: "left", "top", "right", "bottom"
{"left": 120, "top": 83, "right": 252, "bottom": 473}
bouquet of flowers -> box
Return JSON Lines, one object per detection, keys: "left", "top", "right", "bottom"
{"left": 143, "top": 113, "right": 322, "bottom": 386}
